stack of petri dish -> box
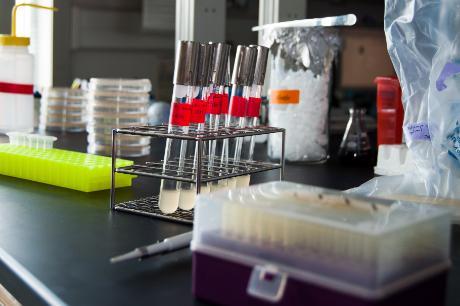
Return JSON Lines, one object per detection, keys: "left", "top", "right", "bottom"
{"left": 39, "top": 87, "right": 87, "bottom": 132}
{"left": 87, "top": 78, "right": 152, "bottom": 157}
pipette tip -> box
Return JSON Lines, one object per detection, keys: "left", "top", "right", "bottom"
{"left": 110, "top": 250, "right": 139, "bottom": 264}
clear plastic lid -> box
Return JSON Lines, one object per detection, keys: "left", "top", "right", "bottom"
{"left": 87, "top": 133, "right": 151, "bottom": 146}
{"left": 89, "top": 78, "right": 152, "bottom": 93}
{"left": 87, "top": 142, "right": 150, "bottom": 157}
{"left": 40, "top": 122, "right": 86, "bottom": 132}
{"left": 86, "top": 122, "right": 145, "bottom": 135}
{"left": 89, "top": 104, "right": 148, "bottom": 115}
{"left": 42, "top": 87, "right": 87, "bottom": 99}
{"left": 42, "top": 98, "right": 87, "bottom": 106}
{"left": 192, "top": 181, "right": 451, "bottom": 299}
{"left": 41, "top": 113, "right": 87, "bottom": 122}
{"left": 41, "top": 103, "right": 87, "bottom": 111}
{"left": 7, "top": 132, "right": 57, "bottom": 149}
{"left": 88, "top": 93, "right": 150, "bottom": 105}
{"left": 41, "top": 108, "right": 86, "bottom": 118}
{"left": 87, "top": 116, "right": 148, "bottom": 126}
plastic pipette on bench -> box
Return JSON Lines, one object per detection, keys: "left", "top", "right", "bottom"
{"left": 110, "top": 231, "right": 193, "bottom": 263}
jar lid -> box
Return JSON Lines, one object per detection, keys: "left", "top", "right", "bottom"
{"left": 89, "top": 78, "right": 152, "bottom": 93}
{"left": 0, "top": 35, "right": 29, "bottom": 46}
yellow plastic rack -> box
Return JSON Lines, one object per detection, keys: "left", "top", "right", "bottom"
{"left": 0, "top": 144, "right": 134, "bottom": 192}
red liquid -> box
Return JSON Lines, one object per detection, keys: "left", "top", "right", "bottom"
{"left": 375, "top": 76, "right": 404, "bottom": 145}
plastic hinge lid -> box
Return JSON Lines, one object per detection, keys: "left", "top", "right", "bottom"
{"left": 247, "top": 265, "right": 287, "bottom": 303}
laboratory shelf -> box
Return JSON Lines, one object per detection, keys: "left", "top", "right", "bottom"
{"left": 114, "top": 196, "right": 193, "bottom": 224}
{"left": 115, "top": 157, "right": 282, "bottom": 183}
{"left": 110, "top": 124, "right": 286, "bottom": 224}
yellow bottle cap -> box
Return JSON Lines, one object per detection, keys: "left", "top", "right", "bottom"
{"left": 0, "top": 35, "right": 30, "bottom": 47}
{"left": 0, "top": 3, "right": 57, "bottom": 47}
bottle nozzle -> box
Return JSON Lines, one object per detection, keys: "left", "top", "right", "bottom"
{"left": 11, "top": 3, "right": 58, "bottom": 37}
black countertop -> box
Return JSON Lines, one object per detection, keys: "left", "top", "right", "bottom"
{"left": 0, "top": 133, "right": 459, "bottom": 306}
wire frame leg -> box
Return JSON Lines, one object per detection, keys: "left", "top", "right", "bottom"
{"left": 280, "top": 130, "right": 285, "bottom": 181}
{"left": 196, "top": 139, "right": 203, "bottom": 194}
{"left": 110, "top": 129, "right": 117, "bottom": 210}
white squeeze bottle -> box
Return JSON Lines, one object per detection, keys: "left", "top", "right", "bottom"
{"left": 0, "top": 3, "right": 57, "bottom": 134}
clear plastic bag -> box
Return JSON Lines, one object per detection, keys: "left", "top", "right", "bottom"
{"left": 350, "top": 0, "right": 460, "bottom": 221}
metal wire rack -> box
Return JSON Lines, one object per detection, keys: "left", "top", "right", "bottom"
{"left": 116, "top": 157, "right": 282, "bottom": 183}
{"left": 115, "top": 196, "right": 194, "bottom": 224}
{"left": 115, "top": 124, "right": 284, "bottom": 140}
{"left": 110, "top": 124, "right": 285, "bottom": 224}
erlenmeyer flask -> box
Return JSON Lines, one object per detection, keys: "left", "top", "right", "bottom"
{"left": 338, "top": 108, "right": 372, "bottom": 164}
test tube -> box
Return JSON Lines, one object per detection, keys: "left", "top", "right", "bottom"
{"left": 205, "top": 43, "right": 231, "bottom": 191}
{"left": 239, "top": 45, "right": 269, "bottom": 187}
{"left": 158, "top": 41, "right": 200, "bottom": 214}
{"left": 178, "top": 43, "right": 214, "bottom": 210}
{"left": 221, "top": 46, "right": 257, "bottom": 188}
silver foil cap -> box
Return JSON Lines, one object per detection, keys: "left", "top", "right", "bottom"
{"left": 210, "top": 42, "right": 231, "bottom": 86}
{"left": 231, "top": 45, "right": 257, "bottom": 86}
{"left": 198, "top": 43, "right": 214, "bottom": 86}
{"left": 173, "top": 41, "right": 201, "bottom": 86}
{"left": 250, "top": 45, "right": 269, "bottom": 85}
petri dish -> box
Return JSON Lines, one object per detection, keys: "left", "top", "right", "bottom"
{"left": 88, "top": 78, "right": 152, "bottom": 93}
{"left": 87, "top": 133, "right": 151, "bottom": 146}
{"left": 87, "top": 142, "right": 151, "bottom": 157}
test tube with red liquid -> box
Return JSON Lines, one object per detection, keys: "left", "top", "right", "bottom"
{"left": 177, "top": 43, "right": 214, "bottom": 210}
{"left": 158, "top": 41, "right": 200, "bottom": 214}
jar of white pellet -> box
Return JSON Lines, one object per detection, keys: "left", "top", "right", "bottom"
{"left": 266, "top": 26, "right": 339, "bottom": 163}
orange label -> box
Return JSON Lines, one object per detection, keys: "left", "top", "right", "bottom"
{"left": 270, "top": 89, "right": 300, "bottom": 104}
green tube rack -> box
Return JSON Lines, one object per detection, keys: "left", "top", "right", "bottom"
{"left": 0, "top": 144, "right": 134, "bottom": 192}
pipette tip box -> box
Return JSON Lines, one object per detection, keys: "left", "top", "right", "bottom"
{"left": 0, "top": 143, "right": 134, "bottom": 192}
{"left": 191, "top": 181, "right": 451, "bottom": 306}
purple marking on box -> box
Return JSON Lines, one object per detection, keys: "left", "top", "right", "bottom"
{"left": 404, "top": 122, "right": 431, "bottom": 141}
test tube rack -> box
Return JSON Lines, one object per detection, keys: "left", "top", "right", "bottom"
{"left": 109, "top": 124, "right": 286, "bottom": 224}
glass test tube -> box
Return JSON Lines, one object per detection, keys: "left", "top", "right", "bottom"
{"left": 245, "top": 46, "right": 269, "bottom": 162}
{"left": 158, "top": 41, "right": 200, "bottom": 214}
{"left": 221, "top": 46, "right": 257, "bottom": 189}
{"left": 205, "top": 43, "right": 231, "bottom": 191}
{"left": 178, "top": 43, "right": 214, "bottom": 210}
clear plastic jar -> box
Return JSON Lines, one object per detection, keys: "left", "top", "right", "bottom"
{"left": 266, "top": 27, "right": 339, "bottom": 163}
